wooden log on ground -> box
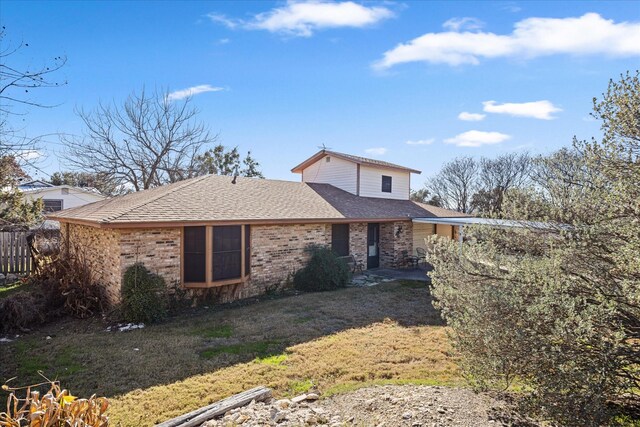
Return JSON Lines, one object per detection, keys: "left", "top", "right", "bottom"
{"left": 155, "top": 386, "right": 272, "bottom": 427}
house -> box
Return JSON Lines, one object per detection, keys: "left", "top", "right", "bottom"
{"left": 48, "top": 150, "right": 467, "bottom": 305}
{"left": 19, "top": 180, "right": 106, "bottom": 213}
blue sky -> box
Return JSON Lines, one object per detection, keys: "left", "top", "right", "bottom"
{"left": 2, "top": 1, "right": 639, "bottom": 188}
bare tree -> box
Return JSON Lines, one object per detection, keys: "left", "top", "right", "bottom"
{"left": 62, "top": 88, "right": 217, "bottom": 192}
{"left": 427, "top": 156, "right": 479, "bottom": 213}
{"left": 0, "top": 27, "right": 66, "bottom": 158}
{"left": 472, "top": 152, "right": 532, "bottom": 214}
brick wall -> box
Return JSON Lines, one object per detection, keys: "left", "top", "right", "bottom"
{"left": 119, "top": 228, "right": 181, "bottom": 288}
{"left": 245, "top": 223, "right": 331, "bottom": 297}
{"left": 379, "top": 221, "right": 413, "bottom": 268}
{"left": 64, "top": 223, "right": 122, "bottom": 305}
{"left": 62, "top": 220, "right": 414, "bottom": 307}
{"left": 348, "top": 222, "right": 368, "bottom": 268}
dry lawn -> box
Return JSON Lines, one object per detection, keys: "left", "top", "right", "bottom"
{"left": 0, "top": 280, "right": 461, "bottom": 426}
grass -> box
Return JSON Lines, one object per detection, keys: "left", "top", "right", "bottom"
{"left": 192, "top": 324, "right": 233, "bottom": 338}
{"left": 0, "top": 280, "right": 459, "bottom": 426}
{"left": 199, "top": 340, "right": 282, "bottom": 359}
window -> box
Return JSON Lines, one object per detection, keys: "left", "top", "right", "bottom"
{"left": 212, "top": 226, "right": 242, "bottom": 281}
{"left": 43, "top": 199, "right": 63, "bottom": 212}
{"left": 326, "top": 156, "right": 331, "bottom": 162}
{"left": 61, "top": 188, "right": 69, "bottom": 195}
{"left": 183, "top": 226, "right": 206, "bottom": 283}
{"left": 381, "top": 175, "right": 392, "bottom": 193}
{"left": 182, "top": 225, "right": 251, "bottom": 287}
{"left": 331, "top": 224, "right": 350, "bottom": 257}
{"left": 244, "top": 225, "right": 251, "bottom": 276}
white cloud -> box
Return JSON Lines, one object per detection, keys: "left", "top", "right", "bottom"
{"left": 15, "top": 150, "right": 42, "bottom": 161}
{"left": 167, "top": 85, "right": 225, "bottom": 101}
{"left": 458, "top": 112, "right": 486, "bottom": 121}
{"left": 365, "top": 147, "right": 388, "bottom": 155}
{"left": 444, "top": 130, "right": 511, "bottom": 147}
{"left": 217, "top": 38, "right": 230, "bottom": 45}
{"left": 483, "top": 100, "right": 562, "bottom": 120}
{"left": 208, "top": 1, "right": 394, "bottom": 37}
{"left": 406, "top": 139, "right": 434, "bottom": 145}
{"left": 443, "top": 17, "right": 484, "bottom": 32}
{"left": 375, "top": 13, "right": 640, "bottom": 68}
{"left": 208, "top": 13, "right": 239, "bottom": 29}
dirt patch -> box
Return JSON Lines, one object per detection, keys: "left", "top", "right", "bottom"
{"left": 203, "top": 385, "right": 526, "bottom": 426}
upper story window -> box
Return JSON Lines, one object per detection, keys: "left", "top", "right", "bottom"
{"left": 326, "top": 156, "right": 331, "bottom": 162}
{"left": 381, "top": 175, "right": 392, "bottom": 193}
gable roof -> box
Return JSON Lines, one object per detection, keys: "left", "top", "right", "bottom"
{"left": 20, "top": 184, "right": 105, "bottom": 197}
{"left": 47, "top": 174, "right": 464, "bottom": 227}
{"left": 291, "top": 150, "right": 421, "bottom": 174}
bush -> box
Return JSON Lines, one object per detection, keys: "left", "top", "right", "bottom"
{"left": 0, "top": 245, "right": 106, "bottom": 332}
{"left": 0, "top": 291, "right": 47, "bottom": 333}
{"left": 428, "top": 72, "right": 640, "bottom": 426}
{"left": 31, "top": 246, "right": 107, "bottom": 319}
{"left": 293, "top": 245, "right": 351, "bottom": 292}
{"left": 0, "top": 377, "right": 109, "bottom": 426}
{"left": 121, "top": 263, "right": 167, "bottom": 323}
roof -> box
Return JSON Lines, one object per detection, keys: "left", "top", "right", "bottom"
{"left": 413, "top": 216, "right": 564, "bottom": 230}
{"left": 20, "top": 184, "right": 105, "bottom": 197}
{"left": 48, "top": 174, "right": 465, "bottom": 227}
{"left": 291, "top": 150, "right": 421, "bottom": 174}
{"left": 18, "top": 180, "right": 54, "bottom": 190}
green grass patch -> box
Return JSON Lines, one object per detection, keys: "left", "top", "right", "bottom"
{"left": 398, "top": 280, "right": 426, "bottom": 288}
{"left": 200, "top": 340, "right": 282, "bottom": 359}
{"left": 0, "top": 281, "right": 30, "bottom": 299}
{"left": 293, "top": 316, "right": 314, "bottom": 324}
{"left": 288, "top": 379, "right": 314, "bottom": 395}
{"left": 193, "top": 324, "right": 233, "bottom": 338}
{"left": 255, "top": 354, "right": 288, "bottom": 365}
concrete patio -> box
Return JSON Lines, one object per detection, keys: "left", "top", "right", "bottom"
{"left": 350, "top": 265, "right": 431, "bottom": 287}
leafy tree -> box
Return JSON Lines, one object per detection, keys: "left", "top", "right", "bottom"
{"left": 62, "top": 88, "right": 217, "bottom": 191}
{"left": 428, "top": 72, "right": 640, "bottom": 426}
{"left": 0, "top": 156, "right": 42, "bottom": 228}
{"left": 49, "top": 171, "right": 121, "bottom": 196}
{"left": 410, "top": 188, "right": 443, "bottom": 206}
{"left": 193, "top": 145, "right": 264, "bottom": 178}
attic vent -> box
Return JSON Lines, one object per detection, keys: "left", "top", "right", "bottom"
{"left": 61, "top": 188, "right": 69, "bottom": 195}
{"left": 326, "top": 157, "right": 331, "bottom": 163}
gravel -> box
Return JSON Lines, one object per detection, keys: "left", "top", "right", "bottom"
{"left": 203, "top": 385, "right": 532, "bottom": 426}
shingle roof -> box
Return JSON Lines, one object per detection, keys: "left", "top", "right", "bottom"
{"left": 291, "top": 150, "right": 421, "bottom": 174}
{"left": 48, "top": 174, "right": 467, "bottom": 226}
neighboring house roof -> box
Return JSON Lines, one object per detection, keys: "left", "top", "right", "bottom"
{"left": 291, "top": 150, "right": 422, "bottom": 174}
{"left": 48, "top": 174, "right": 463, "bottom": 227}
{"left": 18, "top": 180, "right": 54, "bottom": 190}
{"left": 20, "top": 184, "right": 105, "bottom": 197}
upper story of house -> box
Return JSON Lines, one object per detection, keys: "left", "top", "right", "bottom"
{"left": 291, "top": 150, "right": 421, "bottom": 200}
{"left": 19, "top": 180, "right": 106, "bottom": 212}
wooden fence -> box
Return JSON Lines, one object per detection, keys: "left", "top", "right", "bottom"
{"left": 0, "top": 230, "right": 32, "bottom": 276}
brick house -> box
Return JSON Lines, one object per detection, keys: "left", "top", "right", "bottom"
{"left": 48, "top": 150, "right": 467, "bottom": 305}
